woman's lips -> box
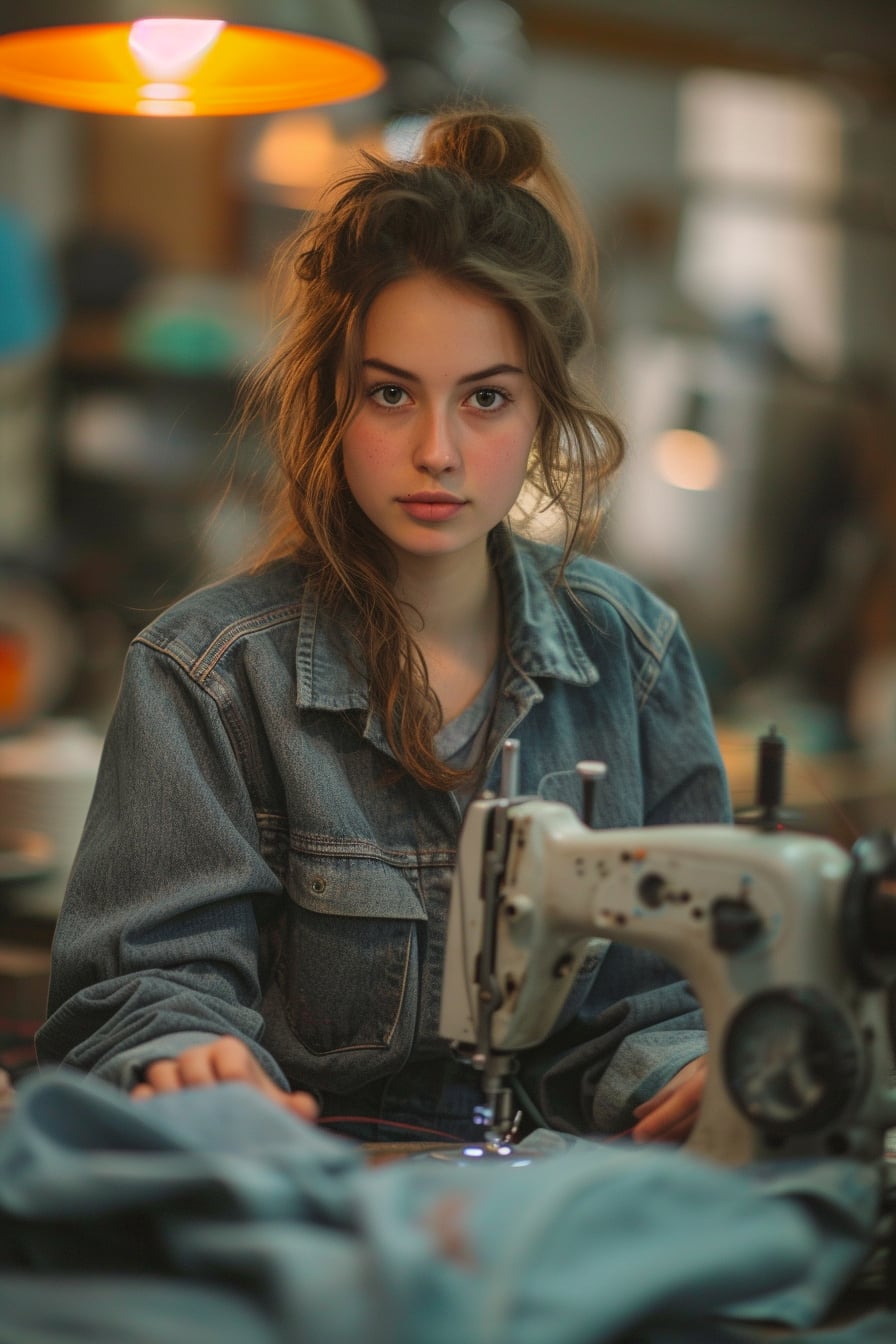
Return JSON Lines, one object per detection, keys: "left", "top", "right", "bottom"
{"left": 397, "top": 494, "right": 466, "bottom": 522}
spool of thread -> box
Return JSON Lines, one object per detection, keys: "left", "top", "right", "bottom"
{"left": 756, "top": 726, "right": 785, "bottom": 814}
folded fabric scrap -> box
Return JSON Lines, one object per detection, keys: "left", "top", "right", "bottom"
{"left": 0, "top": 1069, "right": 891, "bottom": 1344}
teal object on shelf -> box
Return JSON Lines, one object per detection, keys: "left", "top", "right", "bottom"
{"left": 0, "top": 206, "right": 61, "bottom": 359}
{"left": 124, "top": 311, "right": 241, "bottom": 375}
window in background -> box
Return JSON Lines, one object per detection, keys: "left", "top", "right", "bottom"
{"left": 605, "top": 70, "right": 849, "bottom": 726}
{"left": 677, "top": 70, "right": 843, "bottom": 376}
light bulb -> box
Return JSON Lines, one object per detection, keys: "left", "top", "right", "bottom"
{"left": 128, "top": 18, "right": 226, "bottom": 81}
{"left": 652, "top": 429, "right": 724, "bottom": 492}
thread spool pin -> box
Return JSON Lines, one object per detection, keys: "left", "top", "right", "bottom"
{"left": 576, "top": 760, "right": 607, "bottom": 828}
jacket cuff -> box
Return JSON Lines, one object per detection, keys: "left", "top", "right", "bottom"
{"left": 590, "top": 1027, "right": 707, "bottom": 1132}
{"left": 97, "top": 1032, "right": 227, "bottom": 1090}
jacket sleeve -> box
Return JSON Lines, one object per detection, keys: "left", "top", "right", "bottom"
{"left": 36, "top": 640, "right": 289, "bottom": 1091}
{"left": 524, "top": 616, "right": 732, "bottom": 1135}
{"left": 522, "top": 946, "right": 706, "bottom": 1135}
{"left": 639, "top": 617, "right": 732, "bottom": 827}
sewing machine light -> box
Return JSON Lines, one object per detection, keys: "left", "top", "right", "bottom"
{"left": 426, "top": 1140, "right": 531, "bottom": 1165}
{"left": 0, "top": 3, "right": 386, "bottom": 117}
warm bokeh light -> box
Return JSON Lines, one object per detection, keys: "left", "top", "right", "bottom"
{"left": 248, "top": 112, "right": 387, "bottom": 210}
{"left": 252, "top": 113, "right": 342, "bottom": 189}
{"left": 0, "top": 22, "right": 386, "bottom": 116}
{"left": 652, "top": 429, "right": 724, "bottom": 492}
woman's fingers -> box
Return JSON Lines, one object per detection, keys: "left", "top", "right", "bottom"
{"left": 204, "top": 1035, "right": 265, "bottom": 1085}
{"left": 128, "top": 1035, "right": 319, "bottom": 1121}
{"left": 135, "top": 1057, "right": 183, "bottom": 1094}
{"left": 283, "top": 1090, "right": 321, "bottom": 1121}
{"left": 129, "top": 1081, "right": 158, "bottom": 1100}
{"left": 207, "top": 1037, "right": 321, "bottom": 1118}
{"left": 177, "top": 1043, "right": 227, "bottom": 1087}
{"left": 631, "top": 1055, "right": 707, "bottom": 1142}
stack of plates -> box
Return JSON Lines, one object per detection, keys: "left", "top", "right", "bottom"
{"left": 0, "top": 719, "right": 103, "bottom": 919}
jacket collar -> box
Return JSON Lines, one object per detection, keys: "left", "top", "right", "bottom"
{"left": 294, "top": 524, "right": 598, "bottom": 714}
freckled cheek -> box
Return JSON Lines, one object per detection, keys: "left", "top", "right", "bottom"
{"left": 477, "top": 433, "right": 532, "bottom": 492}
{"left": 343, "top": 427, "right": 393, "bottom": 472}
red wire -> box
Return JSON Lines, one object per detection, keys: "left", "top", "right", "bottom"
{"left": 318, "top": 1115, "right": 465, "bottom": 1142}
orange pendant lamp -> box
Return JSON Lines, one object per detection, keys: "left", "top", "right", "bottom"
{"left": 0, "top": 1, "right": 387, "bottom": 117}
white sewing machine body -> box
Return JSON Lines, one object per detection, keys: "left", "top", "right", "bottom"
{"left": 440, "top": 792, "right": 896, "bottom": 1166}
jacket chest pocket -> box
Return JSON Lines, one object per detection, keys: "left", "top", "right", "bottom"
{"left": 275, "top": 849, "right": 425, "bottom": 1057}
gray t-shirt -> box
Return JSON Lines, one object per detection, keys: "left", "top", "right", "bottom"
{"left": 435, "top": 660, "right": 501, "bottom": 809}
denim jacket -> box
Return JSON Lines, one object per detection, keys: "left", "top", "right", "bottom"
{"left": 38, "top": 526, "right": 732, "bottom": 1139}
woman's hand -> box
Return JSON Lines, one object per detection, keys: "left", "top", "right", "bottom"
{"left": 129, "top": 1034, "right": 320, "bottom": 1122}
{"left": 629, "top": 1054, "right": 706, "bottom": 1144}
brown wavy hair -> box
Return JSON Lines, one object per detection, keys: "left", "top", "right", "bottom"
{"left": 240, "top": 107, "right": 625, "bottom": 790}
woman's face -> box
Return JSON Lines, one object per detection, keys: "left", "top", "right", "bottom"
{"left": 341, "top": 272, "right": 538, "bottom": 575}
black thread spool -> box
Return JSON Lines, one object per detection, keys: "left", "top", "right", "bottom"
{"left": 735, "top": 725, "right": 797, "bottom": 830}
{"left": 756, "top": 725, "right": 785, "bottom": 828}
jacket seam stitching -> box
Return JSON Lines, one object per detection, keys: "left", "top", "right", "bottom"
{"left": 256, "top": 819, "right": 455, "bottom": 866}
{"left": 564, "top": 575, "right": 677, "bottom": 662}
{"left": 133, "top": 636, "right": 264, "bottom": 828}
{"left": 137, "top": 607, "right": 303, "bottom": 684}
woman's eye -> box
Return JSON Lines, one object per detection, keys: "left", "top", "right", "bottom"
{"left": 469, "top": 388, "right": 506, "bottom": 410}
{"left": 371, "top": 384, "right": 407, "bottom": 407}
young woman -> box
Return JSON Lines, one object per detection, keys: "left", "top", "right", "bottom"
{"left": 37, "top": 109, "right": 730, "bottom": 1145}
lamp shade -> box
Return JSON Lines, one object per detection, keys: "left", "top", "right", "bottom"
{"left": 0, "top": 1, "right": 386, "bottom": 116}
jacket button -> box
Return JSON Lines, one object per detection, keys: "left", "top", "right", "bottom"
{"left": 310, "top": 877, "right": 327, "bottom": 894}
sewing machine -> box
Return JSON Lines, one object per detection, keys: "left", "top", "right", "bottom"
{"left": 440, "top": 737, "right": 896, "bottom": 1166}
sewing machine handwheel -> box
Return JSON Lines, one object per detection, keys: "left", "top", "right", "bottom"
{"left": 723, "top": 988, "right": 862, "bottom": 1136}
{"left": 841, "top": 831, "right": 896, "bottom": 988}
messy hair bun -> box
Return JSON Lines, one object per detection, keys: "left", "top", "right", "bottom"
{"left": 420, "top": 107, "right": 544, "bottom": 185}
{"left": 419, "top": 106, "right": 595, "bottom": 306}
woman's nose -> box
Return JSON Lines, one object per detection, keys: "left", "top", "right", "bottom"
{"left": 412, "top": 408, "right": 461, "bottom": 475}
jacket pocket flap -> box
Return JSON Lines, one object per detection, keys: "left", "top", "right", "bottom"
{"left": 286, "top": 849, "right": 427, "bottom": 921}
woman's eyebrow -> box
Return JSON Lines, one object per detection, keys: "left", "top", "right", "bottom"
{"left": 362, "top": 358, "right": 525, "bottom": 383}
